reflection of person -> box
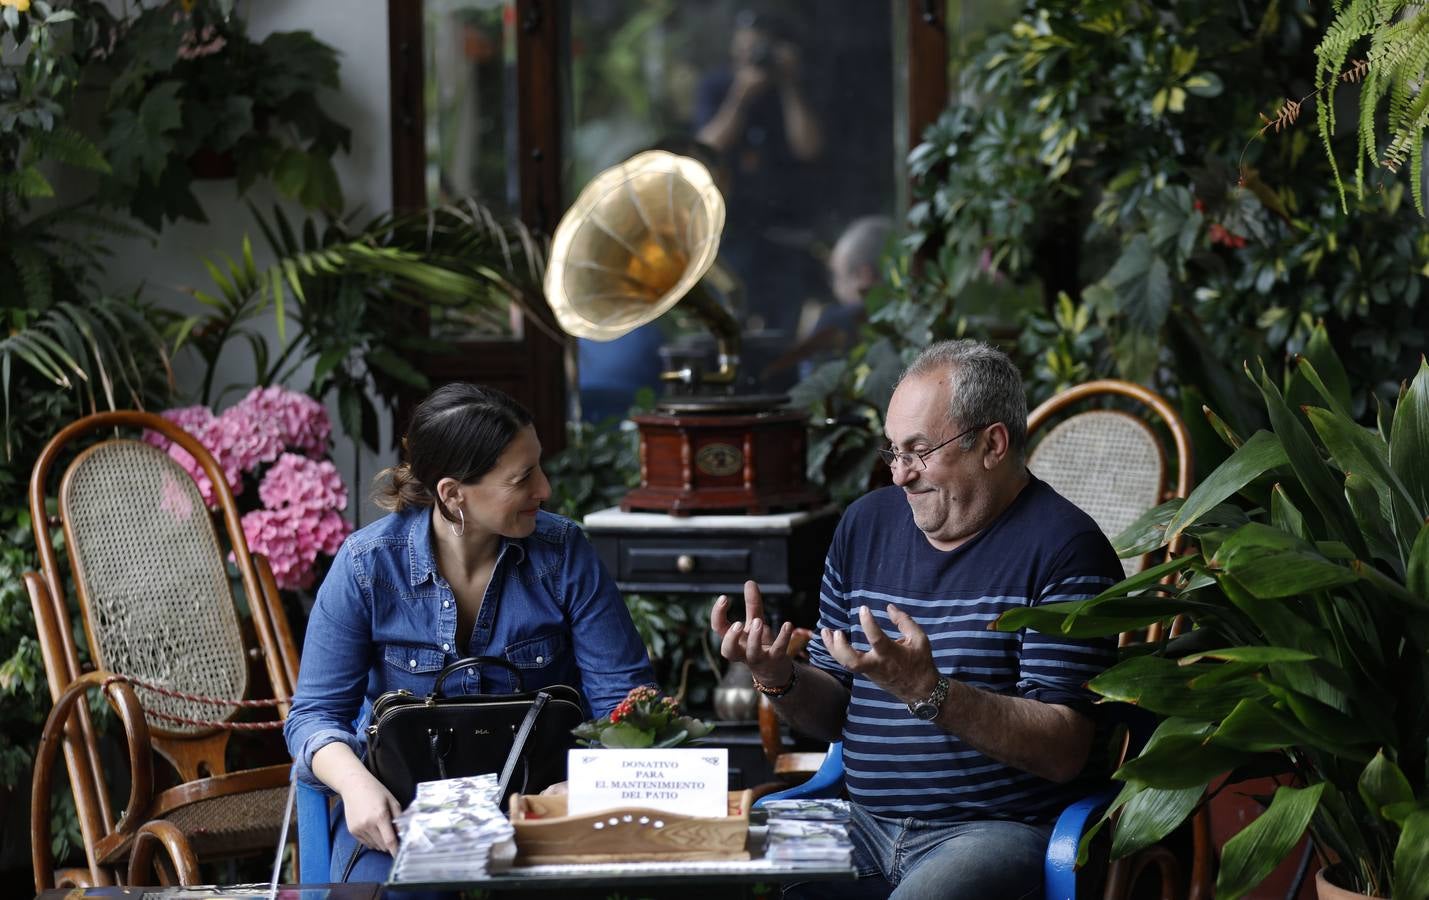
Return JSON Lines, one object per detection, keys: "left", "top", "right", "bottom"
{"left": 763, "top": 215, "right": 891, "bottom": 381}
{"left": 694, "top": 9, "right": 822, "bottom": 342}
{"left": 285, "top": 383, "right": 655, "bottom": 882}
{"left": 713, "top": 341, "right": 1122, "bottom": 899}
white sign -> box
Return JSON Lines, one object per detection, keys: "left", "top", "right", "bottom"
{"left": 566, "top": 748, "right": 728, "bottom": 818}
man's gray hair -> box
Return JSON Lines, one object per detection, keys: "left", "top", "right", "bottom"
{"left": 897, "top": 339, "right": 1028, "bottom": 459}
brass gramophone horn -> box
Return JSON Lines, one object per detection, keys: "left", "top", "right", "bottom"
{"left": 544, "top": 150, "right": 740, "bottom": 385}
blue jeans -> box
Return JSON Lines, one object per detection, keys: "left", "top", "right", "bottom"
{"left": 786, "top": 804, "right": 1051, "bottom": 900}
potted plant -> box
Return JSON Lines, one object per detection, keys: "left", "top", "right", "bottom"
{"left": 995, "top": 353, "right": 1429, "bottom": 899}
{"left": 93, "top": 0, "right": 351, "bottom": 228}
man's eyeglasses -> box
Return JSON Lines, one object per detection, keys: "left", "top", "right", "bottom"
{"left": 878, "top": 423, "right": 991, "bottom": 470}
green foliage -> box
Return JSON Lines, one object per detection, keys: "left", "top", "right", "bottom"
{"left": 544, "top": 416, "right": 642, "bottom": 522}
{"left": 0, "top": 296, "right": 171, "bottom": 457}
{"left": 1314, "top": 0, "right": 1429, "bottom": 213}
{"left": 792, "top": 0, "right": 1427, "bottom": 502}
{"left": 994, "top": 356, "right": 1429, "bottom": 897}
{"left": 93, "top": 0, "right": 350, "bottom": 228}
{"left": 571, "top": 685, "right": 713, "bottom": 749}
{"left": 167, "top": 202, "right": 547, "bottom": 450}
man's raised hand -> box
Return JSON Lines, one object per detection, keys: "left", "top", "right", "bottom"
{"left": 822, "top": 603, "right": 939, "bottom": 704}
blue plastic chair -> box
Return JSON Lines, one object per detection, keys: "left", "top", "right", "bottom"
{"left": 295, "top": 776, "right": 334, "bottom": 884}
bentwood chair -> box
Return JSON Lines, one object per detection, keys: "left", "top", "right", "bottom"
{"left": 757, "top": 379, "right": 1208, "bottom": 900}
{"left": 26, "top": 412, "right": 301, "bottom": 890}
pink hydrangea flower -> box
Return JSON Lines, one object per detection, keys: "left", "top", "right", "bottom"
{"left": 240, "top": 505, "right": 352, "bottom": 590}
{"left": 142, "top": 405, "right": 217, "bottom": 452}
{"left": 232, "top": 386, "right": 332, "bottom": 457}
{"left": 258, "top": 453, "right": 349, "bottom": 513}
{"left": 157, "top": 385, "right": 351, "bottom": 589}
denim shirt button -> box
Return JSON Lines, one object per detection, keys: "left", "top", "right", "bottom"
{"left": 442, "top": 643, "right": 450, "bottom": 651}
{"left": 408, "top": 659, "right": 416, "bottom": 668}
{"left": 535, "top": 655, "right": 544, "bottom": 664}
{"left": 443, "top": 600, "right": 450, "bottom": 609}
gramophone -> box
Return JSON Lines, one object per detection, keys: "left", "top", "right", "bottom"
{"left": 545, "top": 150, "right": 821, "bottom": 515}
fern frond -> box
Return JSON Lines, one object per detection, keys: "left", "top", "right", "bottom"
{"left": 22, "top": 127, "right": 110, "bottom": 175}
{"left": 9, "top": 244, "right": 54, "bottom": 310}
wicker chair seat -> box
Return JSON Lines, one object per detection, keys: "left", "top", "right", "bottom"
{"left": 162, "top": 783, "right": 295, "bottom": 860}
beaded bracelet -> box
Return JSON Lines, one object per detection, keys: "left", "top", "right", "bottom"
{"left": 751, "top": 664, "right": 799, "bottom": 699}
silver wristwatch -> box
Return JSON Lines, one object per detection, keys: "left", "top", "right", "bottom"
{"left": 907, "top": 675, "right": 950, "bottom": 721}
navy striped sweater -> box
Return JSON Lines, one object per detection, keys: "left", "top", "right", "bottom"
{"left": 804, "top": 475, "right": 1122, "bottom": 823}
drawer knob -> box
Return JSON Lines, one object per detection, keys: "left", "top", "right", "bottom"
{"left": 675, "top": 554, "right": 696, "bottom": 574}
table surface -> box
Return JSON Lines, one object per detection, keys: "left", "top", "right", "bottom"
{"left": 583, "top": 504, "right": 839, "bottom": 533}
{"left": 387, "top": 824, "right": 855, "bottom": 891}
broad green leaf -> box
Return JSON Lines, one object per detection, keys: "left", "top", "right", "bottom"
{"left": 994, "top": 556, "right": 1195, "bottom": 634}
{"left": 1216, "top": 574, "right": 1333, "bottom": 661}
{"left": 1251, "top": 360, "right": 1363, "bottom": 556}
{"left": 1214, "top": 522, "right": 1360, "bottom": 598}
{"left": 1261, "top": 683, "right": 1379, "bottom": 758}
{"left": 1286, "top": 347, "right": 1351, "bottom": 419}
{"left": 1394, "top": 809, "right": 1429, "bottom": 900}
{"left": 1112, "top": 499, "right": 1181, "bottom": 557}
{"left": 1345, "top": 472, "right": 1402, "bottom": 569}
{"left": 1114, "top": 733, "right": 1247, "bottom": 789}
{"left": 1090, "top": 655, "right": 1264, "bottom": 720}
{"left": 1167, "top": 430, "right": 1287, "bottom": 543}
{"left": 1305, "top": 405, "right": 1422, "bottom": 550}
{"left": 1178, "top": 647, "right": 1317, "bottom": 665}
{"left": 1390, "top": 357, "right": 1429, "bottom": 514}
{"left": 1202, "top": 403, "right": 1245, "bottom": 451}
{"left": 1382, "top": 800, "right": 1428, "bottom": 826}
{"left": 597, "top": 721, "right": 654, "bottom": 748}
{"left": 1269, "top": 485, "right": 1306, "bottom": 539}
{"left": 1409, "top": 521, "right": 1429, "bottom": 600}
{"left": 1215, "top": 784, "right": 1324, "bottom": 900}
{"left": 1208, "top": 699, "right": 1317, "bottom": 753}
{"left": 1110, "top": 784, "right": 1204, "bottom": 859}
{"left": 1359, "top": 750, "right": 1414, "bottom": 820}
{"left": 1352, "top": 559, "right": 1429, "bottom": 611}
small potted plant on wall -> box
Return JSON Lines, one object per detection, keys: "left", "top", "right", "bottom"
{"left": 997, "top": 348, "right": 1429, "bottom": 900}
{"left": 93, "top": 0, "right": 351, "bottom": 228}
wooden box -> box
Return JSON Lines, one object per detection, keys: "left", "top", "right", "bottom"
{"left": 507, "top": 789, "right": 753, "bottom": 864}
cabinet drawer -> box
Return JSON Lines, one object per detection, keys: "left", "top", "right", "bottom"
{"left": 626, "top": 547, "right": 752, "bottom": 577}
{"left": 590, "top": 534, "right": 795, "bottom": 595}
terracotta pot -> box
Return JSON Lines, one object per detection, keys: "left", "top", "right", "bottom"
{"left": 1315, "top": 868, "right": 1384, "bottom": 900}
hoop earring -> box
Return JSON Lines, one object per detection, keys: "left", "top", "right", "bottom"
{"left": 448, "top": 507, "right": 465, "bottom": 537}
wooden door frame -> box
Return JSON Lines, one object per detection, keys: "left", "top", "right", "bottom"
{"left": 386, "top": 1, "right": 947, "bottom": 451}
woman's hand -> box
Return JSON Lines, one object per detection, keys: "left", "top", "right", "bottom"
{"left": 540, "top": 780, "right": 569, "bottom": 796}
{"left": 313, "top": 742, "right": 403, "bottom": 855}
{"left": 340, "top": 771, "right": 402, "bottom": 855}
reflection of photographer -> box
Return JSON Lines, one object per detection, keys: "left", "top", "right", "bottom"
{"left": 696, "top": 10, "right": 822, "bottom": 167}
{"left": 693, "top": 9, "right": 824, "bottom": 364}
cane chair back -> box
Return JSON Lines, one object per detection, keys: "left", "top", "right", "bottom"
{"left": 27, "top": 412, "right": 300, "bottom": 891}
{"left": 1027, "top": 380, "right": 1193, "bottom": 578}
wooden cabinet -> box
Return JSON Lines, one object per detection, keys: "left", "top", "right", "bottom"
{"left": 583, "top": 506, "right": 839, "bottom": 623}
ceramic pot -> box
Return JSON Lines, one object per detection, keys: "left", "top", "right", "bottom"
{"left": 712, "top": 661, "right": 759, "bottom": 721}
{"left": 1315, "top": 868, "right": 1383, "bottom": 900}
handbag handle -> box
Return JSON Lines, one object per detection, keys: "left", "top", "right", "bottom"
{"left": 431, "top": 655, "right": 526, "bottom": 697}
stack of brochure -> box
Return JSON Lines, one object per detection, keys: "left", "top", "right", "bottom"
{"left": 761, "top": 798, "right": 853, "bottom": 866}
{"left": 389, "top": 774, "right": 516, "bottom": 883}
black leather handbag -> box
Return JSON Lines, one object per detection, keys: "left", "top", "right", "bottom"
{"left": 364, "top": 655, "right": 584, "bottom": 808}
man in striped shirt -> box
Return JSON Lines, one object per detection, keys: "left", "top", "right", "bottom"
{"left": 713, "top": 340, "right": 1122, "bottom": 899}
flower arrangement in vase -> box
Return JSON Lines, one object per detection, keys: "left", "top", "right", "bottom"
{"left": 573, "top": 685, "right": 714, "bottom": 749}
{"left": 144, "top": 385, "right": 352, "bottom": 590}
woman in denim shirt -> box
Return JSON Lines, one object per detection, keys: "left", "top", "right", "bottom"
{"left": 284, "top": 383, "right": 655, "bottom": 882}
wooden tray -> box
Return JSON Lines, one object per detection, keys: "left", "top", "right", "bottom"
{"left": 508, "top": 789, "right": 753, "bottom": 863}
